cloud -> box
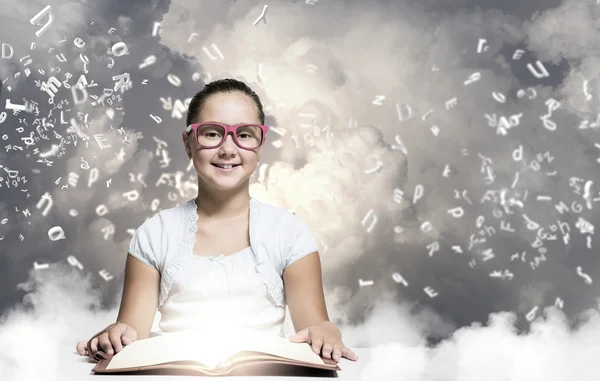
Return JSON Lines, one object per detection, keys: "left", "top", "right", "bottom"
{"left": 0, "top": 263, "right": 116, "bottom": 381}
{"left": 2, "top": 265, "right": 600, "bottom": 380}
{"left": 526, "top": 0, "right": 600, "bottom": 117}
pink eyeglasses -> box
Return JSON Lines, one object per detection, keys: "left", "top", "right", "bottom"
{"left": 185, "top": 122, "right": 269, "bottom": 151}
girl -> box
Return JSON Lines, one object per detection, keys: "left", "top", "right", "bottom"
{"left": 76, "top": 78, "right": 358, "bottom": 364}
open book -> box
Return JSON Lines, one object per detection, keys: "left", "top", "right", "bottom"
{"left": 92, "top": 326, "right": 341, "bottom": 376}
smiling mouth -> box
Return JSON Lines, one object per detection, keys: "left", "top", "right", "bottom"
{"left": 212, "top": 163, "right": 241, "bottom": 169}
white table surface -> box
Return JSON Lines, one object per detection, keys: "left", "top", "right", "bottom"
{"left": 58, "top": 345, "right": 370, "bottom": 380}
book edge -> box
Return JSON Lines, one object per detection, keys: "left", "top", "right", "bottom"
{"left": 93, "top": 353, "right": 341, "bottom": 374}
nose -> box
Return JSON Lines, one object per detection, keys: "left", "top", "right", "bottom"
{"left": 219, "top": 133, "right": 237, "bottom": 151}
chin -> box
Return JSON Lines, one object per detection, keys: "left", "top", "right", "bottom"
{"left": 209, "top": 171, "right": 251, "bottom": 184}
{"left": 196, "top": 165, "right": 253, "bottom": 183}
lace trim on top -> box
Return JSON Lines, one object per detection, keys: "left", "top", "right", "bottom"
{"left": 248, "top": 197, "right": 286, "bottom": 308}
{"left": 158, "top": 198, "right": 198, "bottom": 308}
{"left": 158, "top": 197, "right": 285, "bottom": 308}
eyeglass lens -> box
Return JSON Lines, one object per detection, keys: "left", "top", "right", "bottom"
{"left": 196, "top": 124, "right": 263, "bottom": 149}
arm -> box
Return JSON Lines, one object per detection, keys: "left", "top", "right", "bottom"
{"left": 284, "top": 251, "right": 358, "bottom": 362}
{"left": 283, "top": 251, "right": 330, "bottom": 332}
{"left": 116, "top": 254, "right": 161, "bottom": 340}
{"left": 117, "top": 213, "right": 163, "bottom": 340}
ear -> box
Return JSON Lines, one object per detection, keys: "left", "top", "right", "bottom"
{"left": 182, "top": 131, "right": 191, "bottom": 156}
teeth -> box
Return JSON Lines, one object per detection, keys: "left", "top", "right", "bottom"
{"left": 214, "top": 164, "right": 233, "bottom": 169}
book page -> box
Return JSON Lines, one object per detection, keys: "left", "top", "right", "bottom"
{"left": 105, "top": 327, "right": 325, "bottom": 371}
{"left": 220, "top": 328, "right": 325, "bottom": 366}
{"left": 106, "top": 329, "right": 225, "bottom": 370}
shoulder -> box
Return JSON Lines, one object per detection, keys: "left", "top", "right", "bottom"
{"left": 129, "top": 200, "right": 192, "bottom": 269}
{"left": 253, "top": 198, "right": 312, "bottom": 238}
{"left": 159, "top": 200, "right": 190, "bottom": 222}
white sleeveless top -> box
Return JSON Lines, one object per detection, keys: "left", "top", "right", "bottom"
{"left": 127, "top": 197, "right": 320, "bottom": 338}
{"left": 158, "top": 246, "right": 286, "bottom": 337}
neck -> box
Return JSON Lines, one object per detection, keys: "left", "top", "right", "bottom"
{"left": 194, "top": 179, "right": 251, "bottom": 220}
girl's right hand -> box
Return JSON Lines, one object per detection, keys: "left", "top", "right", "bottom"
{"left": 76, "top": 321, "right": 138, "bottom": 361}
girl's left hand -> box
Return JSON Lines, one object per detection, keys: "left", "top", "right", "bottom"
{"left": 288, "top": 320, "right": 359, "bottom": 362}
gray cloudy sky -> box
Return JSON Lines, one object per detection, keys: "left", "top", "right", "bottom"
{"left": 2, "top": 0, "right": 600, "bottom": 379}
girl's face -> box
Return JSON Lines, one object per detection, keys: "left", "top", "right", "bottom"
{"left": 182, "top": 91, "right": 262, "bottom": 191}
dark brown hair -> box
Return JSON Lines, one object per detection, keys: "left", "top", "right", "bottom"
{"left": 185, "top": 78, "right": 266, "bottom": 126}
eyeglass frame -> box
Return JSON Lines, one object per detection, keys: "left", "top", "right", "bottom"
{"left": 185, "top": 122, "right": 269, "bottom": 151}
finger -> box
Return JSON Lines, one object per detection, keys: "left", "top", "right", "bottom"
{"left": 289, "top": 328, "right": 309, "bottom": 343}
{"left": 87, "top": 347, "right": 104, "bottom": 360}
{"left": 342, "top": 347, "right": 359, "bottom": 361}
{"left": 87, "top": 337, "right": 99, "bottom": 360}
{"left": 97, "top": 334, "right": 113, "bottom": 355}
{"left": 108, "top": 330, "right": 123, "bottom": 354}
{"left": 311, "top": 336, "right": 324, "bottom": 355}
{"left": 321, "top": 341, "right": 334, "bottom": 359}
{"left": 121, "top": 335, "right": 132, "bottom": 345}
{"left": 91, "top": 337, "right": 109, "bottom": 360}
{"left": 332, "top": 344, "right": 343, "bottom": 362}
{"left": 76, "top": 341, "right": 87, "bottom": 356}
